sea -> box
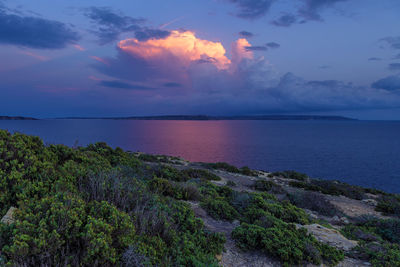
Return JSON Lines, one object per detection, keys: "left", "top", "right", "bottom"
{"left": 1, "top": 119, "right": 399, "bottom": 193}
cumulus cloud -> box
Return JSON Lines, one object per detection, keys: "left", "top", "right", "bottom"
{"left": 372, "top": 75, "right": 400, "bottom": 91}
{"left": 91, "top": 29, "right": 400, "bottom": 114}
{"left": 85, "top": 7, "right": 170, "bottom": 44}
{"left": 227, "top": 0, "right": 275, "bottom": 19}
{"left": 0, "top": 5, "right": 79, "bottom": 49}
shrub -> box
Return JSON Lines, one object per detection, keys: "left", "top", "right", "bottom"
{"left": 232, "top": 222, "right": 344, "bottom": 266}
{"left": 376, "top": 195, "right": 400, "bottom": 217}
{"left": 226, "top": 180, "right": 236, "bottom": 187}
{"left": 269, "top": 170, "right": 308, "bottom": 181}
{"left": 289, "top": 179, "right": 366, "bottom": 200}
{"left": 204, "top": 162, "right": 257, "bottom": 176}
{"left": 201, "top": 198, "right": 239, "bottom": 222}
{"left": 181, "top": 168, "right": 221, "bottom": 181}
{"left": 287, "top": 191, "right": 343, "bottom": 217}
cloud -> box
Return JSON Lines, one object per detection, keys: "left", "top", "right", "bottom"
{"left": 372, "top": 75, "right": 400, "bottom": 91}
{"left": 380, "top": 36, "right": 400, "bottom": 50}
{"left": 85, "top": 7, "right": 170, "bottom": 44}
{"left": 245, "top": 46, "right": 267, "bottom": 51}
{"left": 0, "top": 6, "right": 79, "bottom": 49}
{"left": 134, "top": 29, "right": 171, "bottom": 41}
{"left": 164, "top": 82, "right": 182, "bottom": 87}
{"left": 239, "top": 31, "right": 254, "bottom": 38}
{"left": 271, "top": 14, "right": 297, "bottom": 27}
{"left": 393, "top": 54, "right": 400, "bottom": 60}
{"left": 298, "top": 0, "right": 348, "bottom": 21}
{"left": 227, "top": 0, "right": 275, "bottom": 19}
{"left": 368, "top": 57, "right": 382, "bottom": 61}
{"left": 91, "top": 29, "right": 400, "bottom": 114}
{"left": 100, "top": 80, "right": 155, "bottom": 90}
{"left": 266, "top": 42, "right": 280, "bottom": 49}
{"left": 389, "top": 63, "right": 400, "bottom": 71}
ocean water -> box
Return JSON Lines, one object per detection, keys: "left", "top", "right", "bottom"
{"left": 1, "top": 119, "right": 399, "bottom": 193}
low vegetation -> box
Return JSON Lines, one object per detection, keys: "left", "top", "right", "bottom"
{"left": 203, "top": 162, "right": 258, "bottom": 176}
{"left": 0, "top": 130, "right": 398, "bottom": 266}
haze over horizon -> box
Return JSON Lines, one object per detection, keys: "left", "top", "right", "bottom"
{"left": 1, "top": 0, "right": 400, "bottom": 120}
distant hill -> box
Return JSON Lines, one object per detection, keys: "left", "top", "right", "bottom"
{"left": 0, "top": 116, "right": 38, "bottom": 120}
{"left": 57, "top": 115, "right": 356, "bottom": 121}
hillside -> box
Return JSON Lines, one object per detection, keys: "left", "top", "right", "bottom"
{"left": 0, "top": 130, "right": 399, "bottom": 266}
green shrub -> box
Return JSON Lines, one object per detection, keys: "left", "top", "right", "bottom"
{"left": 289, "top": 179, "right": 366, "bottom": 200}
{"left": 226, "top": 180, "right": 236, "bottom": 187}
{"left": 376, "top": 195, "right": 400, "bottom": 217}
{"left": 287, "top": 191, "right": 343, "bottom": 217}
{"left": 204, "top": 162, "right": 257, "bottom": 176}
{"left": 181, "top": 168, "right": 221, "bottom": 181}
{"left": 232, "top": 222, "right": 344, "bottom": 266}
{"left": 201, "top": 198, "right": 239, "bottom": 222}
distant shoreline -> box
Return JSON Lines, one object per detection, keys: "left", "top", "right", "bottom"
{"left": 54, "top": 115, "right": 356, "bottom": 121}
{"left": 0, "top": 116, "right": 38, "bottom": 120}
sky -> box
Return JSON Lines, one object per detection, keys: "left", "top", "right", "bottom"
{"left": 0, "top": 0, "right": 400, "bottom": 119}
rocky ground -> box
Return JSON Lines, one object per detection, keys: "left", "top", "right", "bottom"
{"left": 161, "top": 158, "right": 390, "bottom": 267}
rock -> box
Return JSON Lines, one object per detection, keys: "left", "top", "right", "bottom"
{"left": 361, "top": 199, "right": 378, "bottom": 207}
{"left": 1, "top": 207, "right": 17, "bottom": 225}
{"left": 340, "top": 217, "right": 350, "bottom": 225}
{"left": 301, "top": 224, "right": 358, "bottom": 251}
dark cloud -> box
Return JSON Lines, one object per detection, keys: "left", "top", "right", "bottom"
{"left": 100, "top": 80, "right": 154, "bottom": 90}
{"left": 227, "top": 0, "right": 275, "bottom": 19}
{"left": 389, "top": 63, "right": 400, "bottom": 71}
{"left": 271, "top": 14, "right": 297, "bottom": 27}
{"left": 368, "top": 57, "right": 382, "bottom": 61}
{"left": 135, "top": 29, "right": 171, "bottom": 41}
{"left": 298, "top": 0, "right": 348, "bottom": 21}
{"left": 372, "top": 75, "right": 400, "bottom": 91}
{"left": 0, "top": 6, "right": 79, "bottom": 49}
{"left": 85, "top": 7, "right": 170, "bottom": 44}
{"left": 164, "top": 82, "right": 182, "bottom": 87}
{"left": 245, "top": 45, "right": 268, "bottom": 51}
{"left": 380, "top": 36, "right": 400, "bottom": 50}
{"left": 239, "top": 31, "right": 254, "bottom": 38}
{"left": 266, "top": 42, "right": 280, "bottom": 49}
{"left": 85, "top": 7, "right": 143, "bottom": 44}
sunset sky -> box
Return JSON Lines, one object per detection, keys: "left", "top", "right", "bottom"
{"left": 0, "top": 0, "right": 400, "bottom": 119}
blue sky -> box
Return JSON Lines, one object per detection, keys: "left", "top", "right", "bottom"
{"left": 0, "top": 0, "right": 400, "bottom": 119}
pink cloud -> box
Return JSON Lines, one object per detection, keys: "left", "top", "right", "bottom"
{"left": 18, "top": 50, "right": 48, "bottom": 61}
{"left": 90, "top": 56, "right": 110, "bottom": 66}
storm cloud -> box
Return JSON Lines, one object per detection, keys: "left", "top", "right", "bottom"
{"left": 0, "top": 6, "right": 79, "bottom": 49}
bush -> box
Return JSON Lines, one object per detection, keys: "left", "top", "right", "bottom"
{"left": 181, "top": 168, "right": 221, "bottom": 181}
{"left": 201, "top": 198, "right": 239, "bottom": 222}
{"left": 287, "top": 191, "right": 343, "bottom": 217}
{"left": 232, "top": 222, "right": 344, "bottom": 266}
{"left": 289, "top": 179, "right": 366, "bottom": 200}
{"left": 376, "top": 195, "right": 400, "bottom": 217}
{"left": 204, "top": 162, "right": 257, "bottom": 176}
{"left": 226, "top": 180, "right": 236, "bottom": 187}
